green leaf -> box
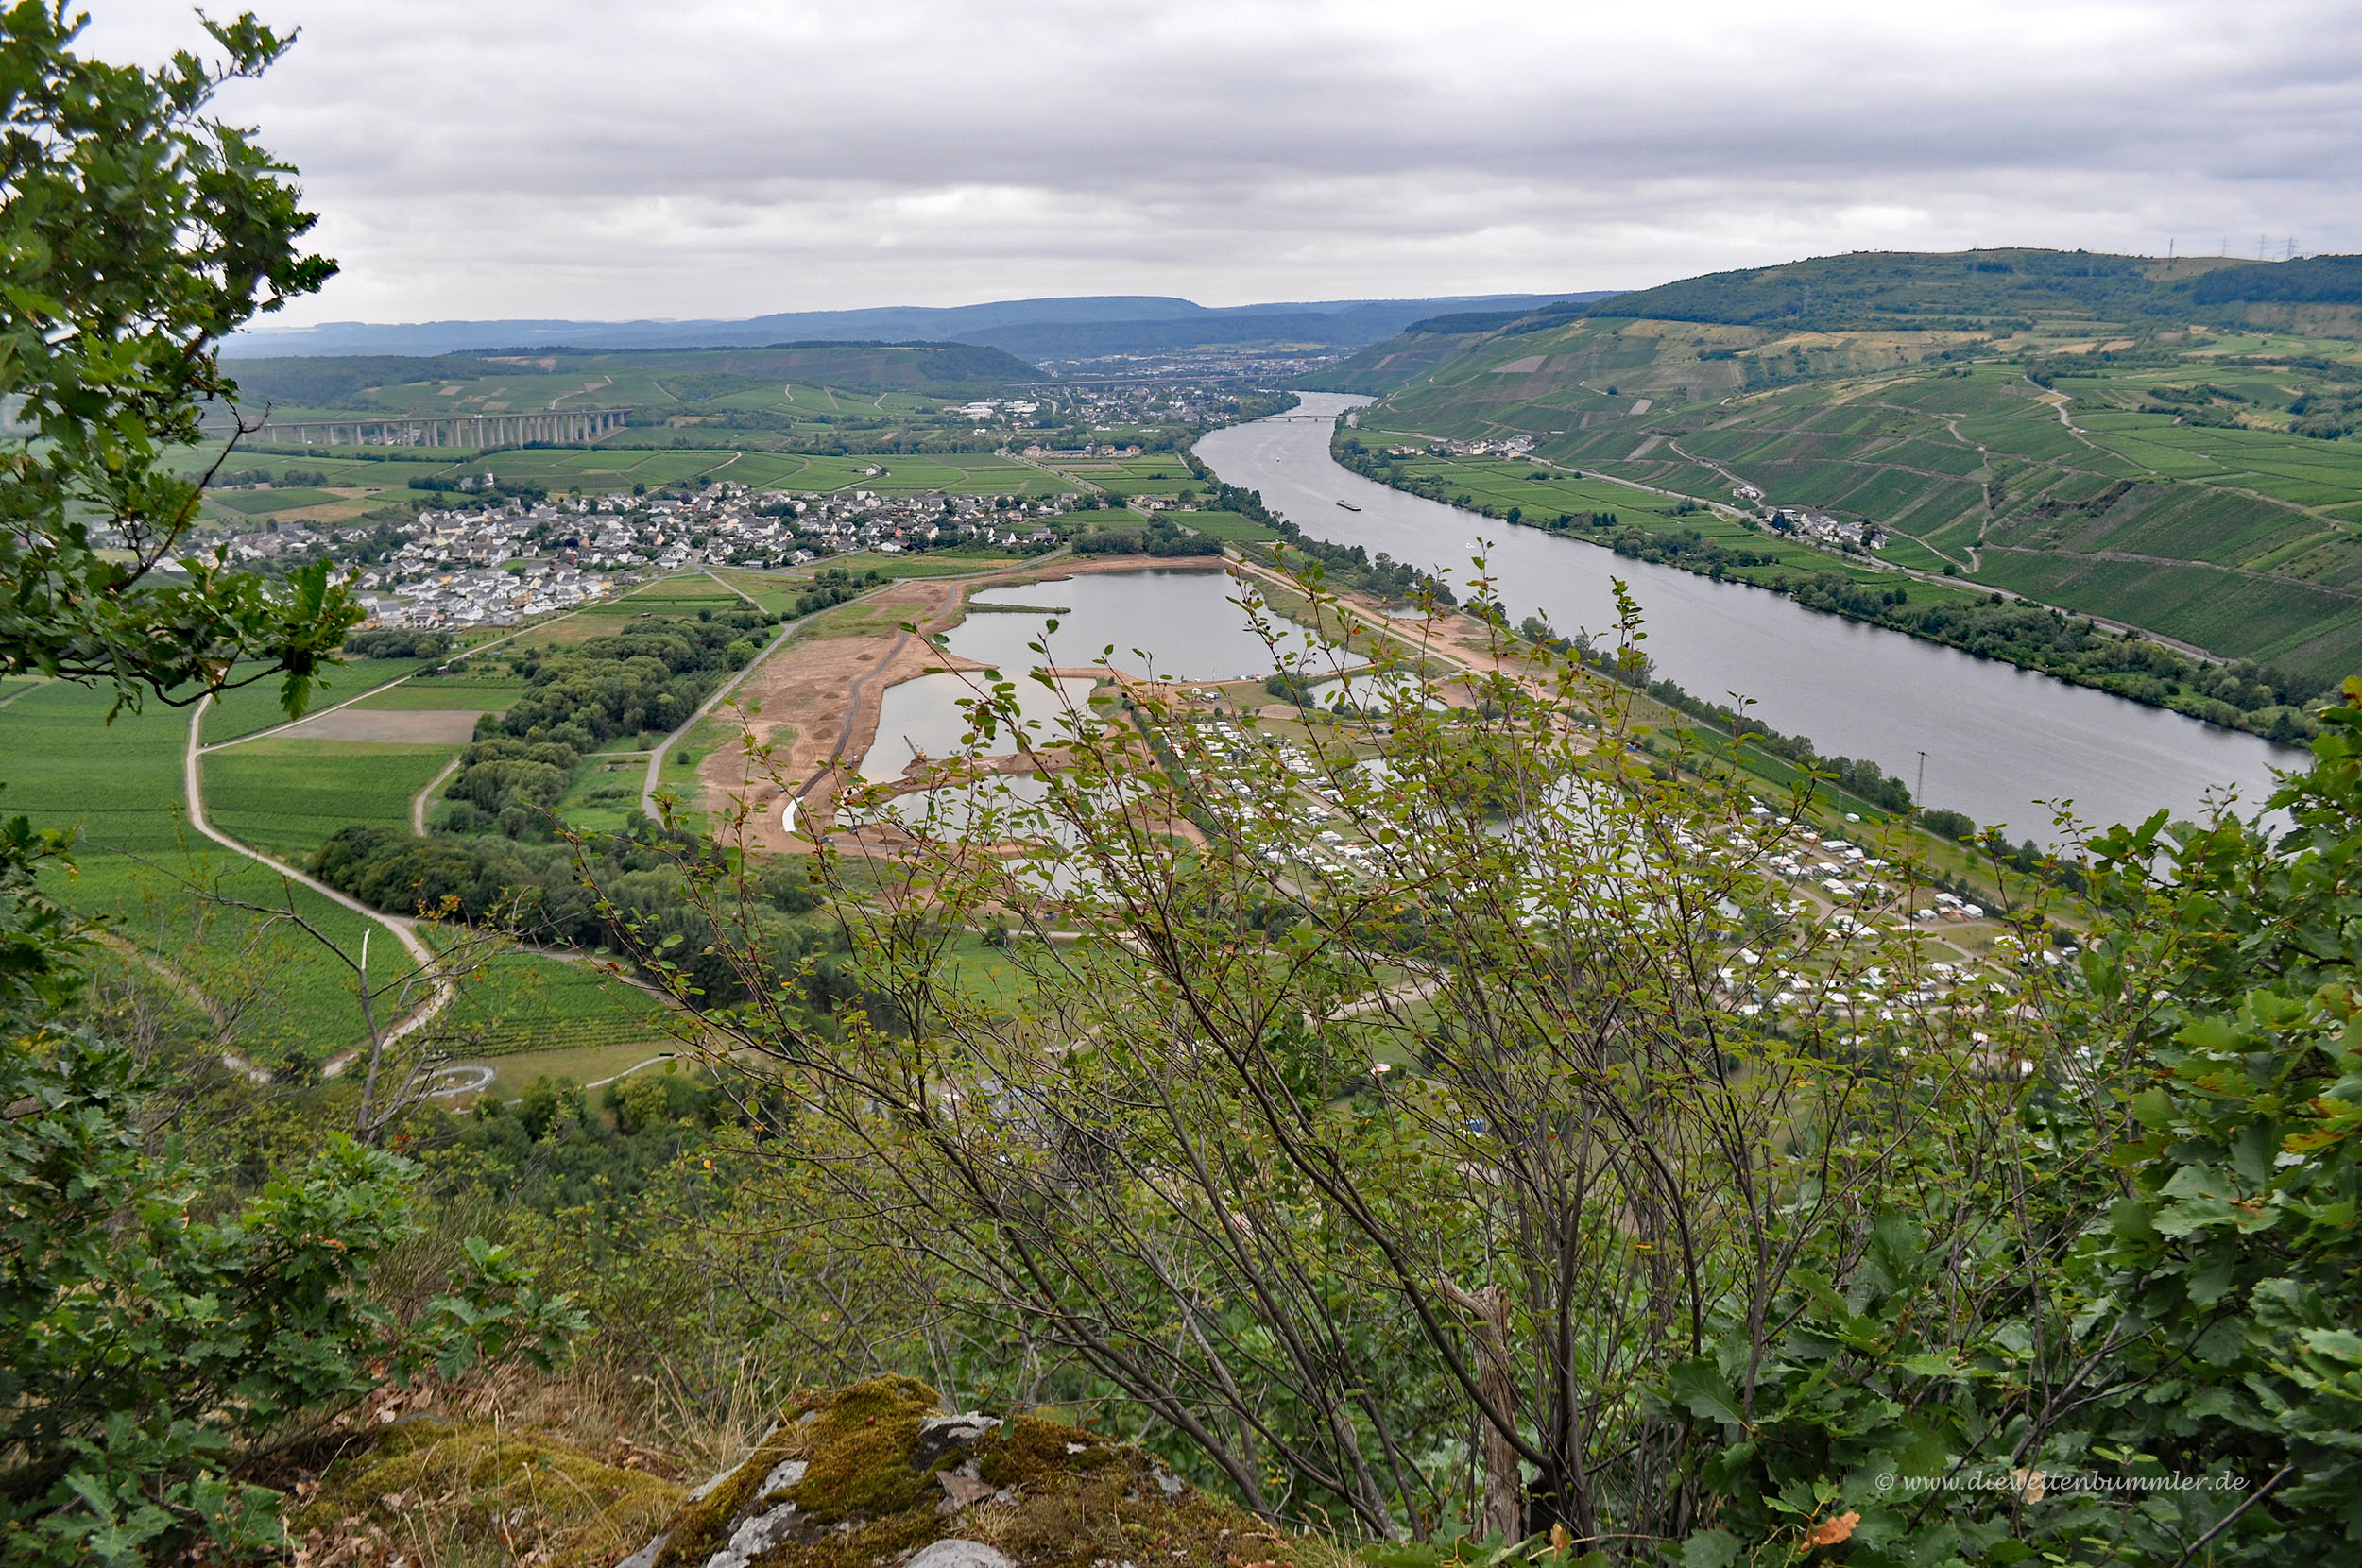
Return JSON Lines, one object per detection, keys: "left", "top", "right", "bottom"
{"left": 1669, "top": 1359, "right": 1748, "bottom": 1430}
{"left": 1678, "top": 1528, "right": 1739, "bottom": 1568}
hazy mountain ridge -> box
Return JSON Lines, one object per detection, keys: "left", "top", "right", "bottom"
{"left": 228, "top": 292, "right": 1591, "bottom": 361}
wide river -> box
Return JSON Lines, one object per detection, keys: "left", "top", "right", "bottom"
{"left": 1198, "top": 392, "right": 2302, "bottom": 843}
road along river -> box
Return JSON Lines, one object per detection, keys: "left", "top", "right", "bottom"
{"left": 1197, "top": 392, "right": 2302, "bottom": 844}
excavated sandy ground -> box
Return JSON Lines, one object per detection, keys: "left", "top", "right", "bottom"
{"left": 699, "top": 556, "right": 1347, "bottom": 857}
{"left": 694, "top": 578, "right": 975, "bottom": 854}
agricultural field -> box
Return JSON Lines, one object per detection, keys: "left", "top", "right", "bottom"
{"left": 204, "top": 485, "right": 348, "bottom": 514}
{"left": 483, "top": 1040, "right": 677, "bottom": 1099}
{"left": 217, "top": 341, "right": 1037, "bottom": 423}
{"left": 1350, "top": 448, "right": 1981, "bottom": 605}
{"left": 1176, "top": 509, "right": 1283, "bottom": 542}
{"left": 199, "top": 656, "right": 440, "bottom": 741}
{"left": 0, "top": 681, "right": 409, "bottom": 1058}
{"left": 181, "top": 443, "right": 1070, "bottom": 504}
{"left": 1034, "top": 453, "right": 1198, "bottom": 500}
{"left": 439, "top": 954, "right": 675, "bottom": 1059}
{"left": 351, "top": 676, "right": 524, "bottom": 712}
{"left": 202, "top": 740, "right": 459, "bottom": 862}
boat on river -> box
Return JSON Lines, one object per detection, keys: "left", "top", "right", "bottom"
{"left": 1336, "top": 500, "right": 1361, "bottom": 511}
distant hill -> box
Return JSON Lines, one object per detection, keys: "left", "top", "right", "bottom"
{"left": 1297, "top": 296, "right": 1622, "bottom": 392}
{"left": 1302, "top": 247, "right": 2362, "bottom": 685}
{"left": 1582, "top": 248, "right": 2186, "bottom": 333}
{"left": 2191, "top": 254, "right": 2362, "bottom": 307}
{"left": 223, "top": 340, "right": 1042, "bottom": 407}
{"left": 1303, "top": 252, "right": 2362, "bottom": 393}
{"left": 1542, "top": 249, "right": 2362, "bottom": 336}
{"left": 225, "top": 293, "right": 1586, "bottom": 362}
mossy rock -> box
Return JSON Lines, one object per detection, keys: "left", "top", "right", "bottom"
{"left": 292, "top": 1416, "right": 687, "bottom": 1568}
{"left": 633, "top": 1377, "right": 1318, "bottom": 1568}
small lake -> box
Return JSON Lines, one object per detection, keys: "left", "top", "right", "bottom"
{"left": 859, "top": 568, "right": 1301, "bottom": 780}
{"left": 860, "top": 673, "right": 1096, "bottom": 782}
{"left": 1199, "top": 393, "right": 2306, "bottom": 844}
{"left": 946, "top": 568, "right": 1283, "bottom": 681}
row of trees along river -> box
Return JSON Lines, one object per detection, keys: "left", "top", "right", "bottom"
{"left": 1195, "top": 391, "right": 2301, "bottom": 844}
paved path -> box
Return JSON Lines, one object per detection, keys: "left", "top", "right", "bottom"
{"left": 184, "top": 695, "right": 454, "bottom": 1054}
{"left": 413, "top": 755, "right": 463, "bottom": 835}
{"left": 425, "top": 1063, "right": 495, "bottom": 1099}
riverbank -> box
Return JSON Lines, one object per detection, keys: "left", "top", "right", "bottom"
{"left": 1326, "top": 422, "right": 2326, "bottom": 745}
{"left": 1198, "top": 394, "right": 2300, "bottom": 844}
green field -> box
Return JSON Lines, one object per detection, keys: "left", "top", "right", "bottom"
{"left": 935, "top": 931, "right": 1030, "bottom": 1009}
{"left": 1036, "top": 455, "right": 1196, "bottom": 500}
{"left": 441, "top": 954, "right": 675, "bottom": 1059}
{"left": 203, "top": 740, "right": 458, "bottom": 861}
{"left": 0, "top": 682, "right": 412, "bottom": 1056}
{"left": 352, "top": 679, "right": 523, "bottom": 711}
{"left": 556, "top": 756, "right": 650, "bottom": 835}
{"left": 1362, "top": 450, "right": 1958, "bottom": 598}
{"left": 204, "top": 486, "right": 349, "bottom": 514}
{"left": 483, "top": 1040, "right": 679, "bottom": 1099}
{"left": 419, "top": 447, "right": 1072, "bottom": 499}
{"left": 200, "top": 657, "right": 434, "bottom": 741}
{"left": 1181, "top": 510, "right": 1283, "bottom": 542}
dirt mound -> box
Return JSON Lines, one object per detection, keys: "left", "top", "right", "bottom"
{"left": 620, "top": 1376, "right": 1319, "bottom": 1568}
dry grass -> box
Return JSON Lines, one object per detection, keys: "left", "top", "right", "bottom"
{"left": 284, "top": 1353, "right": 779, "bottom": 1568}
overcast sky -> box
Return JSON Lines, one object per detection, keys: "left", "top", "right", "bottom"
{"left": 81, "top": 0, "right": 2362, "bottom": 325}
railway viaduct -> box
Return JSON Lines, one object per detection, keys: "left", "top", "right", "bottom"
{"left": 248, "top": 406, "right": 631, "bottom": 448}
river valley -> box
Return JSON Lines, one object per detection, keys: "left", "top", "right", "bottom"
{"left": 1198, "top": 392, "right": 2303, "bottom": 844}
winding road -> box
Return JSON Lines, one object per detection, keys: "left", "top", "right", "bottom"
{"left": 184, "top": 694, "right": 456, "bottom": 1055}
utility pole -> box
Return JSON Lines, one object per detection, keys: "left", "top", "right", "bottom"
{"left": 1916, "top": 750, "right": 1927, "bottom": 809}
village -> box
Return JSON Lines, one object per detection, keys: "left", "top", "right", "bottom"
{"left": 209, "top": 478, "right": 1087, "bottom": 629}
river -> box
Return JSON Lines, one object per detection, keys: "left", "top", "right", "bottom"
{"left": 1197, "top": 392, "right": 2302, "bottom": 844}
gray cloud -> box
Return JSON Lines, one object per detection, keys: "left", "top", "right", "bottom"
{"left": 79, "top": 0, "right": 2362, "bottom": 322}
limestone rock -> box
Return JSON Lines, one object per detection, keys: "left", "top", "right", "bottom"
{"left": 904, "top": 1542, "right": 1016, "bottom": 1568}
{"left": 700, "top": 1500, "right": 799, "bottom": 1568}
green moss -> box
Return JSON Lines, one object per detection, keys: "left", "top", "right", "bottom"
{"left": 640, "top": 1379, "right": 1324, "bottom": 1568}
{"left": 654, "top": 1413, "right": 810, "bottom": 1568}
{"left": 783, "top": 1375, "right": 940, "bottom": 1523}
{"left": 297, "top": 1418, "right": 685, "bottom": 1568}
{"left": 974, "top": 1413, "right": 1122, "bottom": 1490}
